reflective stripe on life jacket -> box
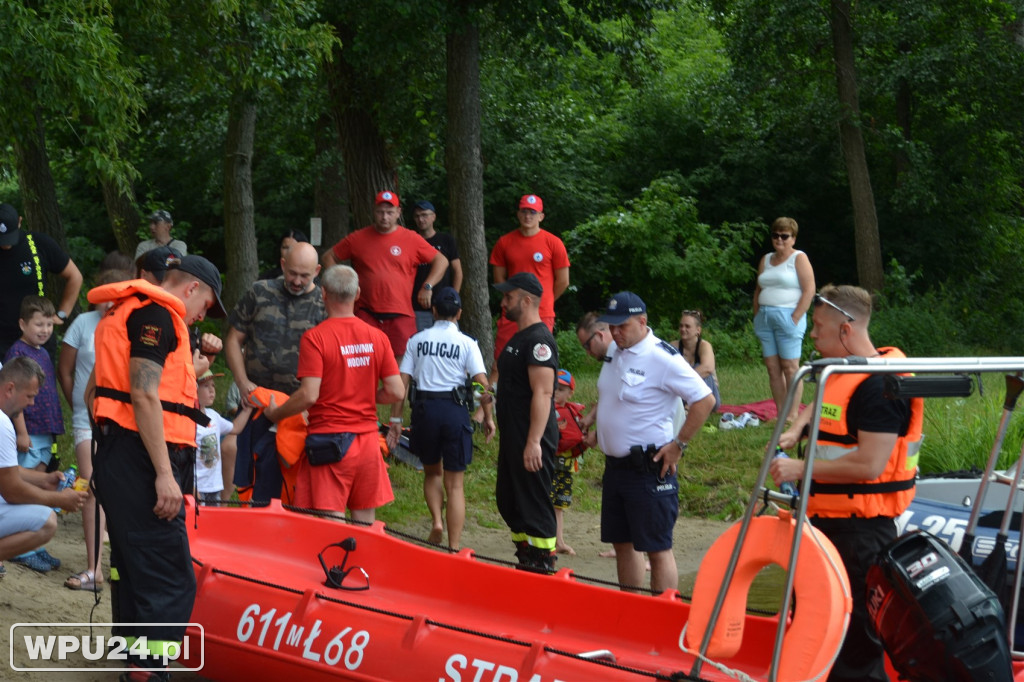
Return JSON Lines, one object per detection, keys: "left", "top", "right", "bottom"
{"left": 809, "top": 347, "right": 923, "bottom": 518}
{"left": 90, "top": 279, "right": 204, "bottom": 446}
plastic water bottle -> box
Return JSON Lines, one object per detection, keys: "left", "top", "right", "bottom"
{"left": 773, "top": 449, "right": 799, "bottom": 497}
{"left": 55, "top": 465, "right": 78, "bottom": 512}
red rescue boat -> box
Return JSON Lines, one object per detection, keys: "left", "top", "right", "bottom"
{"left": 182, "top": 499, "right": 844, "bottom": 681}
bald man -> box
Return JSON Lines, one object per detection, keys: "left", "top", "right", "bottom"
{"left": 225, "top": 242, "right": 326, "bottom": 396}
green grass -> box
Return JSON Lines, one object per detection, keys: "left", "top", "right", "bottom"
{"left": 380, "top": 358, "right": 791, "bottom": 526}
{"left": 54, "top": 358, "right": 1024, "bottom": 530}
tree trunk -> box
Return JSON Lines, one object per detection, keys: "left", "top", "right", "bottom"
{"left": 314, "top": 112, "right": 350, "bottom": 253}
{"left": 223, "top": 88, "right": 259, "bottom": 314}
{"left": 12, "top": 103, "right": 72, "bottom": 306}
{"left": 894, "top": 41, "right": 912, "bottom": 183}
{"left": 830, "top": 0, "right": 884, "bottom": 292}
{"left": 323, "top": 24, "right": 397, "bottom": 230}
{"left": 100, "top": 175, "right": 141, "bottom": 257}
{"left": 446, "top": 10, "right": 493, "bottom": 362}
{"left": 12, "top": 105, "right": 66, "bottom": 251}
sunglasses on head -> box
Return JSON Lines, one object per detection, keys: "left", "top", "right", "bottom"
{"left": 680, "top": 309, "right": 703, "bottom": 323}
{"left": 771, "top": 232, "right": 792, "bottom": 241}
{"left": 814, "top": 293, "right": 856, "bottom": 322}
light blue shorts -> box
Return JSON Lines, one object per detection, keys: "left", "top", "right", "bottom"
{"left": 18, "top": 435, "right": 56, "bottom": 470}
{"left": 754, "top": 306, "right": 806, "bottom": 360}
{"left": 0, "top": 503, "right": 53, "bottom": 538}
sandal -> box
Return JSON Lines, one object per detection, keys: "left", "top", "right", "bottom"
{"left": 64, "top": 570, "right": 102, "bottom": 592}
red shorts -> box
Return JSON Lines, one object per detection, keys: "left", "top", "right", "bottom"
{"left": 493, "top": 315, "right": 556, "bottom": 360}
{"left": 294, "top": 431, "right": 394, "bottom": 512}
{"left": 355, "top": 309, "right": 417, "bottom": 357}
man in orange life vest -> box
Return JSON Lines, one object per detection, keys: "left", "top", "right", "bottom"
{"left": 770, "top": 284, "right": 922, "bottom": 682}
{"left": 88, "top": 255, "right": 226, "bottom": 680}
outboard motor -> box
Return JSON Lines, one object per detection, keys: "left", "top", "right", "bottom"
{"left": 866, "top": 530, "right": 1012, "bottom": 681}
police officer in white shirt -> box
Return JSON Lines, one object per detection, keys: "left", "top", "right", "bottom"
{"left": 594, "top": 291, "right": 715, "bottom": 594}
{"left": 390, "top": 287, "right": 494, "bottom": 549}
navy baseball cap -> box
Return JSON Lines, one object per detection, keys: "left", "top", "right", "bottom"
{"left": 493, "top": 272, "right": 543, "bottom": 297}
{"left": 598, "top": 291, "right": 647, "bottom": 325}
{"left": 433, "top": 286, "right": 461, "bottom": 308}
{"left": 414, "top": 200, "right": 435, "bottom": 212}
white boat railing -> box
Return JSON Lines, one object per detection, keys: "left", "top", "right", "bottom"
{"left": 690, "top": 356, "right": 1024, "bottom": 680}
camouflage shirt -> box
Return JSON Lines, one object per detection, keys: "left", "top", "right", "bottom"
{"left": 228, "top": 278, "right": 326, "bottom": 394}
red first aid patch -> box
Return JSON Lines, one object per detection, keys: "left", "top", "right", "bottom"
{"left": 139, "top": 324, "right": 161, "bottom": 347}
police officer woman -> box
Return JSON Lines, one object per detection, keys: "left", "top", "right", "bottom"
{"left": 389, "top": 287, "right": 493, "bottom": 549}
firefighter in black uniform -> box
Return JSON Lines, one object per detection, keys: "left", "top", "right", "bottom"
{"left": 89, "top": 256, "right": 225, "bottom": 681}
{"left": 493, "top": 272, "right": 559, "bottom": 571}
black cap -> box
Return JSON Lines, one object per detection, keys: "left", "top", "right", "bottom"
{"left": 149, "top": 209, "right": 173, "bottom": 224}
{"left": 0, "top": 203, "right": 21, "bottom": 247}
{"left": 493, "top": 272, "right": 543, "bottom": 297}
{"left": 135, "top": 246, "right": 182, "bottom": 282}
{"left": 414, "top": 200, "right": 435, "bottom": 212}
{"left": 169, "top": 255, "right": 226, "bottom": 318}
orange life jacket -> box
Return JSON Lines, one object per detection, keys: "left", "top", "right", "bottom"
{"left": 90, "top": 279, "right": 205, "bottom": 446}
{"left": 237, "top": 386, "right": 307, "bottom": 503}
{"left": 809, "top": 347, "right": 923, "bottom": 518}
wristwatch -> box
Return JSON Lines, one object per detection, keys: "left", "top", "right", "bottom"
{"left": 56, "top": 310, "right": 68, "bottom": 321}
{"left": 673, "top": 438, "right": 688, "bottom": 454}
{"left": 423, "top": 283, "right": 433, "bottom": 291}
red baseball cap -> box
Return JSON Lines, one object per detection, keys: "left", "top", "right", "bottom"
{"left": 518, "top": 194, "right": 543, "bottom": 212}
{"left": 375, "top": 190, "right": 400, "bottom": 206}
{"left": 557, "top": 369, "right": 575, "bottom": 390}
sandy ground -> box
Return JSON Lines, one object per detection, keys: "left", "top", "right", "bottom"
{"left": 0, "top": 507, "right": 732, "bottom": 681}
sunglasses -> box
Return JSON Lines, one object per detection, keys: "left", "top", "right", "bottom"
{"left": 814, "top": 293, "right": 856, "bottom": 322}
{"left": 771, "top": 232, "right": 792, "bottom": 241}
{"left": 680, "top": 309, "right": 703, "bottom": 323}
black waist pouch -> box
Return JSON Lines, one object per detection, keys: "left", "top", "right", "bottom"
{"left": 305, "top": 432, "right": 356, "bottom": 466}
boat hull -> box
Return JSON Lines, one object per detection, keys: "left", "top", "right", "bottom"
{"left": 182, "top": 500, "right": 797, "bottom": 681}
{"left": 901, "top": 479, "right": 1020, "bottom": 572}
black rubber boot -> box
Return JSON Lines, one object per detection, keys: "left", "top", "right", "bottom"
{"left": 531, "top": 545, "right": 557, "bottom": 573}
{"left": 513, "top": 540, "right": 532, "bottom": 569}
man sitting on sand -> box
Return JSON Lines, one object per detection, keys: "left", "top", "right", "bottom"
{"left": 0, "top": 357, "right": 86, "bottom": 573}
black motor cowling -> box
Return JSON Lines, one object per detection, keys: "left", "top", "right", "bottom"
{"left": 866, "top": 530, "right": 1012, "bottom": 681}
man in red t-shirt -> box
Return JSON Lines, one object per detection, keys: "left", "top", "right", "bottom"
{"left": 490, "top": 194, "right": 570, "bottom": 363}
{"left": 264, "top": 265, "right": 405, "bottom": 521}
{"left": 323, "top": 191, "right": 448, "bottom": 358}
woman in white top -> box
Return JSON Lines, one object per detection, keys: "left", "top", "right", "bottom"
{"left": 752, "top": 217, "right": 815, "bottom": 423}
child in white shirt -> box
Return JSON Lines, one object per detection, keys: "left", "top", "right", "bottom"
{"left": 195, "top": 371, "right": 233, "bottom": 502}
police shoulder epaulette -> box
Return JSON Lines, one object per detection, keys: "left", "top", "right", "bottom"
{"left": 658, "top": 340, "right": 679, "bottom": 356}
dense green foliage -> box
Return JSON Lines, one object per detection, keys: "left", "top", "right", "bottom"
{"left": 3, "top": 1, "right": 1024, "bottom": 347}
